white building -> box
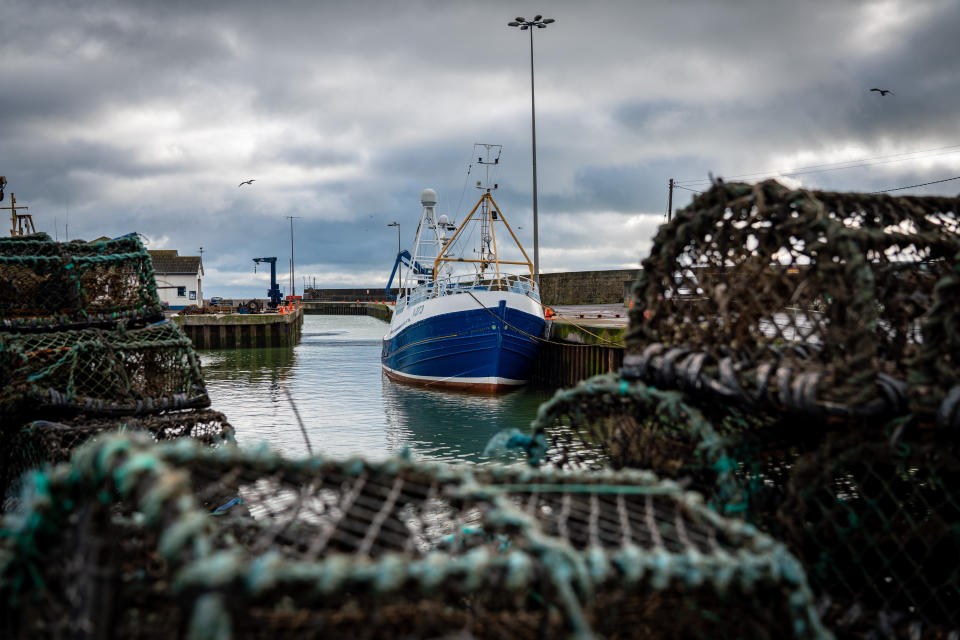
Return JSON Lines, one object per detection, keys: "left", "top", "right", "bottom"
{"left": 148, "top": 249, "right": 203, "bottom": 310}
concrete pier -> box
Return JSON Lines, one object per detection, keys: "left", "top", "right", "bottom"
{"left": 174, "top": 307, "right": 304, "bottom": 349}
{"left": 530, "top": 305, "right": 627, "bottom": 387}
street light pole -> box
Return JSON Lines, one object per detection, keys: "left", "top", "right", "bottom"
{"left": 508, "top": 15, "right": 554, "bottom": 288}
{"left": 285, "top": 216, "right": 301, "bottom": 297}
{"left": 388, "top": 221, "right": 400, "bottom": 295}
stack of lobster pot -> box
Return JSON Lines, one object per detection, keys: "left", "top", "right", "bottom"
{"left": 0, "top": 232, "right": 233, "bottom": 506}
{"left": 524, "top": 180, "right": 960, "bottom": 637}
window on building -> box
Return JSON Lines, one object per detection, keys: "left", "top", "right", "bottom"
{"left": 177, "top": 286, "right": 186, "bottom": 297}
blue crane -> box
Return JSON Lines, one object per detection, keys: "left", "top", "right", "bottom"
{"left": 253, "top": 257, "right": 284, "bottom": 309}
{"left": 385, "top": 250, "right": 430, "bottom": 300}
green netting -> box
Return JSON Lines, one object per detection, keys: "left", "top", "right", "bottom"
{"left": 0, "top": 233, "right": 163, "bottom": 330}
{"left": 909, "top": 251, "right": 960, "bottom": 425}
{"left": 0, "top": 319, "right": 209, "bottom": 420}
{"left": 0, "top": 409, "right": 235, "bottom": 508}
{"left": 0, "top": 434, "right": 830, "bottom": 639}
{"left": 780, "top": 428, "right": 960, "bottom": 633}
{"left": 520, "top": 374, "right": 960, "bottom": 636}
{"left": 624, "top": 179, "right": 960, "bottom": 425}
{"left": 515, "top": 374, "right": 809, "bottom": 521}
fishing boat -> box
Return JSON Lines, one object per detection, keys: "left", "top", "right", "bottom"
{"left": 381, "top": 145, "right": 545, "bottom": 392}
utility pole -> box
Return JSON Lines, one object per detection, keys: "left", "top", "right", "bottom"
{"left": 284, "top": 216, "right": 301, "bottom": 297}
{"left": 667, "top": 178, "right": 674, "bottom": 222}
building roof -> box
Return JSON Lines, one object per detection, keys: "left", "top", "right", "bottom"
{"left": 148, "top": 250, "right": 203, "bottom": 276}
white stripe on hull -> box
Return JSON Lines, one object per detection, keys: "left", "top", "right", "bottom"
{"left": 386, "top": 289, "right": 543, "bottom": 340}
{"left": 382, "top": 363, "right": 527, "bottom": 391}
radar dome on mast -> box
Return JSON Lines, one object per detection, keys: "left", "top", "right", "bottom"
{"left": 421, "top": 189, "right": 438, "bottom": 207}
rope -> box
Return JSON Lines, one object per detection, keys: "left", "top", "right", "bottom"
{"left": 0, "top": 433, "right": 832, "bottom": 640}
{"left": 629, "top": 178, "right": 959, "bottom": 424}
{"left": 464, "top": 290, "right": 626, "bottom": 348}
{"left": 545, "top": 309, "right": 627, "bottom": 347}
{"left": 282, "top": 385, "right": 313, "bottom": 456}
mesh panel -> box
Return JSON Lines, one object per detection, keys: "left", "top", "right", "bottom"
{"left": 0, "top": 320, "right": 209, "bottom": 418}
{"left": 780, "top": 430, "right": 960, "bottom": 633}
{"left": 0, "top": 409, "right": 235, "bottom": 506}
{"left": 0, "top": 434, "right": 829, "bottom": 640}
{"left": 625, "top": 180, "right": 959, "bottom": 425}
{"left": 0, "top": 233, "right": 162, "bottom": 330}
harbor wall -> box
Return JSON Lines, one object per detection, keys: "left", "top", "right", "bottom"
{"left": 301, "top": 269, "right": 639, "bottom": 307}
{"left": 303, "top": 288, "right": 397, "bottom": 302}
{"left": 302, "top": 301, "right": 393, "bottom": 321}
{"left": 530, "top": 341, "right": 624, "bottom": 388}
{"left": 538, "top": 269, "right": 639, "bottom": 306}
{"left": 174, "top": 307, "right": 304, "bottom": 349}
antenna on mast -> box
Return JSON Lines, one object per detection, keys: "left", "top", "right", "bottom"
{"left": 473, "top": 144, "right": 503, "bottom": 275}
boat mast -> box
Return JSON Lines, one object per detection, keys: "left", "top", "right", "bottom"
{"left": 432, "top": 144, "right": 533, "bottom": 284}
{"left": 410, "top": 188, "right": 444, "bottom": 290}
{"left": 475, "top": 144, "right": 501, "bottom": 282}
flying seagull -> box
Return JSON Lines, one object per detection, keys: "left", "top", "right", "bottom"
{"left": 238, "top": 179, "right": 255, "bottom": 186}
{"left": 870, "top": 88, "right": 894, "bottom": 96}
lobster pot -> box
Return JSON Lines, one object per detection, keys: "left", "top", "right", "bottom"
{"left": 0, "top": 409, "right": 234, "bottom": 507}
{"left": 625, "top": 180, "right": 960, "bottom": 426}
{"left": 0, "top": 233, "right": 162, "bottom": 330}
{"left": 524, "top": 374, "right": 817, "bottom": 527}
{"left": 0, "top": 320, "right": 208, "bottom": 419}
{"left": 779, "top": 431, "right": 960, "bottom": 635}
{"left": 0, "top": 434, "right": 830, "bottom": 640}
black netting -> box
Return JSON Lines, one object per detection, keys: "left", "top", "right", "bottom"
{"left": 0, "top": 434, "right": 829, "bottom": 640}
{"left": 0, "top": 233, "right": 162, "bottom": 330}
{"left": 625, "top": 180, "right": 959, "bottom": 425}
{"left": 0, "top": 409, "right": 235, "bottom": 506}
{"left": 0, "top": 320, "right": 209, "bottom": 419}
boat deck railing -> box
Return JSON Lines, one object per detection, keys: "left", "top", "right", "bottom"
{"left": 397, "top": 273, "right": 539, "bottom": 313}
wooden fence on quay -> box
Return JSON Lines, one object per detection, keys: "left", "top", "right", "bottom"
{"left": 530, "top": 340, "right": 624, "bottom": 388}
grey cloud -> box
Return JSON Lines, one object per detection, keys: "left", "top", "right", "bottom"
{"left": 3, "top": 0, "right": 959, "bottom": 296}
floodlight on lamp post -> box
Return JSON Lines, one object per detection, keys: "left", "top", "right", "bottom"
{"left": 508, "top": 14, "right": 554, "bottom": 288}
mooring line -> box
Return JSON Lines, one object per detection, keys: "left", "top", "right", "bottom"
{"left": 465, "top": 290, "right": 626, "bottom": 348}
{"left": 282, "top": 385, "right": 314, "bottom": 456}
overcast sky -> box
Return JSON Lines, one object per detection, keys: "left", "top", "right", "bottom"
{"left": 3, "top": 0, "right": 959, "bottom": 298}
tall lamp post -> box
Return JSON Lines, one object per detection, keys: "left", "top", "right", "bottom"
{"left": 388, "top": 221, "right": 400, "bottom": 295}
{"left": 508, "top": 14, "right": 554, "bottom": 287}
{"left": 285, "top": 216, "right": 301, "bottom": 297}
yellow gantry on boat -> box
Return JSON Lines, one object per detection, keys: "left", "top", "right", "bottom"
{"left": 432, "top": 191, "right": 533, "bottom": 285}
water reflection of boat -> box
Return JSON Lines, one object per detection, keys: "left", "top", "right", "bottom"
{"left": 381, "top": 145, "right": 545, "bottom": 392}
{"left": 381, "top": 374, "right": 549, "bottom": 463}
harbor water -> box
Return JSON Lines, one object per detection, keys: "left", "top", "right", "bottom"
{"left": 200, "top": 314, "right": 553, "bottom": 462}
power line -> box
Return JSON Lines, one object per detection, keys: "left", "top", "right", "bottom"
{"left": 871, "top": 175, "right": 960, "bottom": 194}
{"left": 674, "top": 184, "right": 703, "bottom": 194}
{"left": 674, "top": 143, "right": 960, "bottom": 186}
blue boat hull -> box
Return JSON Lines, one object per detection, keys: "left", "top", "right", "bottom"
{"left": 381, "top": 304, "right": 545, "bottom": 392}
